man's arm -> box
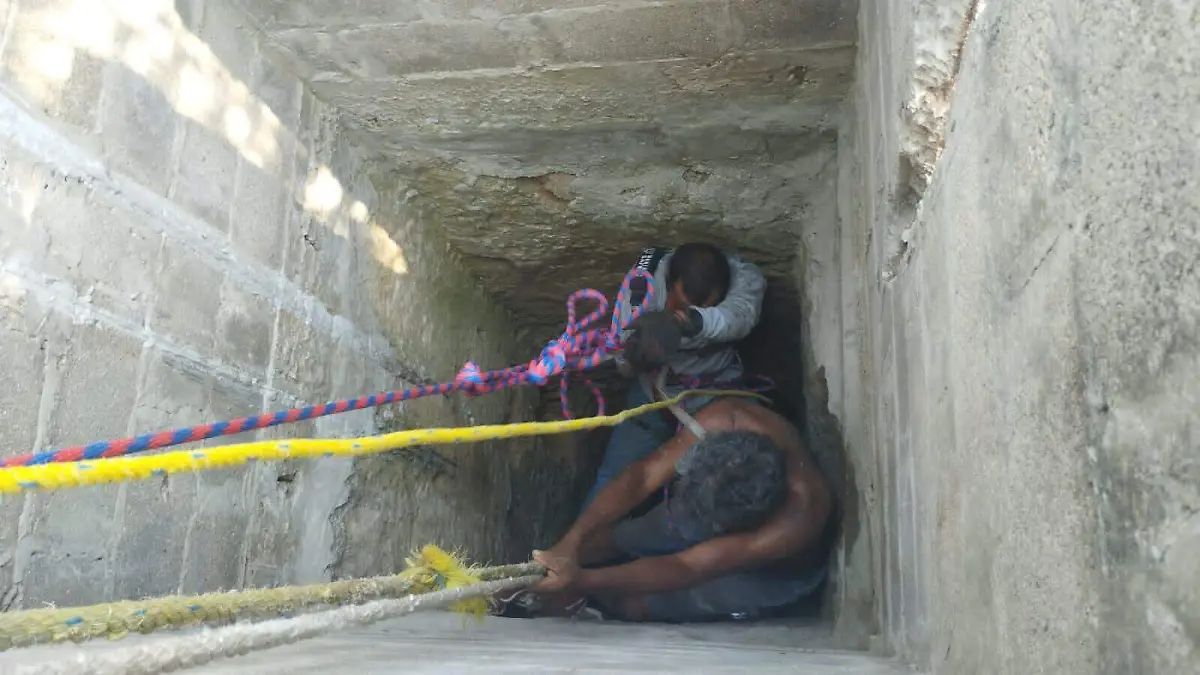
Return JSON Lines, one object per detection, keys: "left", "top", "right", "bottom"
{"left": 575, "top": 487, "right": 828, "bottom": 596}
{"left": 691, "top": 255, "right": 766, "bottom": 343}
{"left": 553, "top": 427, "right": 698, "bottom": 556}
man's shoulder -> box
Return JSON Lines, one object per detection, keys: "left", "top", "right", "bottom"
{"left": 693, "top": 396, "right": 771, "bottom": 428}
{"left": 693, "top": 398, "right": 742, "bottom": 428}
{"left": 725, "top": 253, "right": 763, "bottom": 274}
{"left": 732, "top": 399, "right": 806, "bottom": 449}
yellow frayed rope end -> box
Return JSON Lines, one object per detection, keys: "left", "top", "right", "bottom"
{"left": 401, "top": 545, "right": 491, "bottom": 620}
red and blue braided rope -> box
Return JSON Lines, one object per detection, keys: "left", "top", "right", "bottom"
{"left": 1, "top": 269, "right": 657, "bottom": 468}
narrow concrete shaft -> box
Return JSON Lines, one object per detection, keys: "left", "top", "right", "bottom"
{"left": 233, "top": 0, "right": 856, "bottom": 334}
{"left": 0, "top": 0, "right": 1195, "bottom": 673}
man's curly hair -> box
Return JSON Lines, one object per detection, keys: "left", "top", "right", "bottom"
{"left": 672, "top": 431, "right": 788, "bottom": 537}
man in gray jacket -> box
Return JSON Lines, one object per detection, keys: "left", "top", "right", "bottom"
{"left": 582, "top": 242, "right": 766, "bottom": 509}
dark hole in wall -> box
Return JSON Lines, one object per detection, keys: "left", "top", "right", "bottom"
{"left": 738, "top": 280, "right": 809, "bottom": 433}
{"left": 893, "top": 152, "right": 926, "bottom": 218}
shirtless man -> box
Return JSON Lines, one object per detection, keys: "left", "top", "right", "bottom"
{"left": 525, "top": 396, "right": 835, "bottom": 623}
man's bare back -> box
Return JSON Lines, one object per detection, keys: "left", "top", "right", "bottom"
{"left": 676, "top": 397, "right": 834, "bottom": 574}
{"left": 525, "top": 395, "right": 836, "bottom": 622}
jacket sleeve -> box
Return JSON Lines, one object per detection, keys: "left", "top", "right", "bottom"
{"left": 692, "top": 255, "right": 766, "bottom": 343}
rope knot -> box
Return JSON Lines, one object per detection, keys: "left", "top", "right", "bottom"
{"left": 528, "top": 341, "right": 568, "bottom": 385}
{"left": 455, "top": 362, "right": 486, "bottom": 396}
{"left": 455, "top": 268, "right": 657, "bottom": 413}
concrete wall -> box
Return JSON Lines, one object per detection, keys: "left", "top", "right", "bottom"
{"left": 827, "top": 0, "right": 1199, "bottom": 671}
{"left": 0, "top": 0, "right": 576, "bottom": 609}
{"left": 788, "top": 120, "right": 879, "bottom": 649}
{"left": 224, "top": 0, "right": 856, "bottom": 342}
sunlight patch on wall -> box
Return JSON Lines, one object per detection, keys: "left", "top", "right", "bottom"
{"left": 303, "top": 166, "right": 344, "bottom": 216}
{"left": 4, "top": 0, "right": 285, "bottom": 170}
{"left": 368, "top": 222, "right": 410, "bottom": 276}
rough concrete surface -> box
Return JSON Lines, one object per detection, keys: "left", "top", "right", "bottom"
{"left": 835, "top": 0, "right": 1200, "bottom": 672}
{"left": 1, "top": 612, "right": 915, "bottom": 673}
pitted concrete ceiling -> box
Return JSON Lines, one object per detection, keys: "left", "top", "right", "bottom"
{"left": 235, "top": 0, "right": 858, "bottom": 335}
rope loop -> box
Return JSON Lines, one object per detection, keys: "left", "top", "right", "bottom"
{"left": 565, "top": 288, "right": 609, "bottom": 335}
{"left": 523, "top": 267, "right": 656, "bottom": 417}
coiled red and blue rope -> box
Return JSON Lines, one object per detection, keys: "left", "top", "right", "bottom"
{"left": 2, "top": 269, "right": 657, "bottom": 468}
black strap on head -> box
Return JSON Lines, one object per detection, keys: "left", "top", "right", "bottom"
{"left": 630, "top": 246, "right": 671, "bottom": 306}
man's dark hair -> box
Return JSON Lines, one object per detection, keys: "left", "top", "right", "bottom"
{"left": 672, "top": 431, "right": 788, "bottom": 536}
{"left": 666, "top": 243, "right": 731, "bottom": 305}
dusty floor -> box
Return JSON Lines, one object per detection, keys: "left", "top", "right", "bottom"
{"left": 2, "top": 612, "right": 913, "bottom": 674}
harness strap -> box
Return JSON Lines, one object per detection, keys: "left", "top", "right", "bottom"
{"left": 640, "top": 371, "right": 708, "bottom": 440}
{"left": 629, "top": 247, "right": 671, "bottom": 307}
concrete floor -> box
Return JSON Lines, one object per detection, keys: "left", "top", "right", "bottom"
{"left": 2, "top": 613, "right": 913, "bottom": 674}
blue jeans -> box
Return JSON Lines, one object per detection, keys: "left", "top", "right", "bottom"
{"left": 581, "top": 384, "right": 676, "bottom": 511}
{"left": 611, "top": 502, "right": 828, "bottom": 622}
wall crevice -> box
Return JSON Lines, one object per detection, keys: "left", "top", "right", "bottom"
{"left": 884, "top": 0, "right": 983, "bottom": 281}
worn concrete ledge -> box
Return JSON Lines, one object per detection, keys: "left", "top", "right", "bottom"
{"left": 311, "top": 46, "right": 854, "bottom": 139}
{"left": 253, "top": 0, "right": 855, "bottom": 80}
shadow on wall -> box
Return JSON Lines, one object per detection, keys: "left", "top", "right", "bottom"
{"left": 739, "top": 280, "right": 808, "bottom": 431}
{"left": 4, "top": 0, "right": 278, "bottom": 166}
{"left": 500, "top": 355, "right": 633, "bottom": 555}
{"left": 738, "top": 274, "right": 851, "bottom": 619}
{"left": 506, "top": 390, "right": 613, "bottom": 557}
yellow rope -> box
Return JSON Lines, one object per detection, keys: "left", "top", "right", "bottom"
{"left": 0, "top": 389, "right": 765, "bottom": 495}
{"left": 0, "top": 545, "right": 543, "bottom": 651}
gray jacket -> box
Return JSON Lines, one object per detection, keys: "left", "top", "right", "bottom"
{"left": 614, "top": 248, "right": 767, "bottom": 390}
